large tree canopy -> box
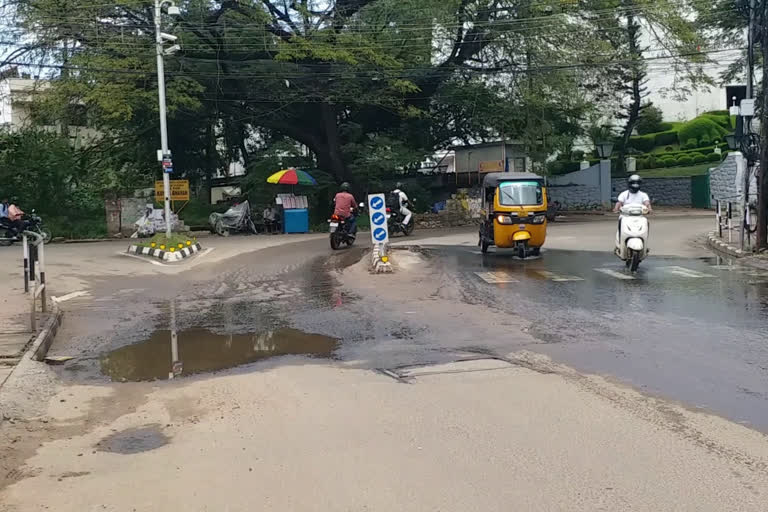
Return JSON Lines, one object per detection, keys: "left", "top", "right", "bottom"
{"left": 1, "top": 0, "right": 709, "bottom": 185}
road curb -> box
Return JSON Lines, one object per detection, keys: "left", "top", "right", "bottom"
{"left": 706, "top": 231, "right": 746, "bottom": 258}
{"left": 26, "top": 302, "right": 63, "bottom": 363}
{"left": 370, "top": 244, "right": 393, "bottom": 273}
{"left": 127, "top": 242, "right": 202, "bottom": 262}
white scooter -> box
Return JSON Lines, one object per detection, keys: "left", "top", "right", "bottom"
{"left": 615, "top": 204, "right": 649, "bottom": 272}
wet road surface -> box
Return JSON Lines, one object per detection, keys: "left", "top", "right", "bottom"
{"left": 435, "top": 245, "right": 768, "bottom": 430}
{"left": 48, "top": 224, "right": 768, "bottom": 431}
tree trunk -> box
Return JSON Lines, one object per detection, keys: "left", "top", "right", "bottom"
{"left": 617, "top": 14, "right": 643, "bottom": 175}
{"left": 319, "top": 102, "right": 349, "bottom": 183}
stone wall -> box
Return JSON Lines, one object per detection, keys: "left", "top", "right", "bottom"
{"left": 546, "top": 184, "right": 603, "bottom": 210}
{"left": 610, "top": 177, "right": 692, "bottom": 206}
{"left": 710, "top": 154, "right": 739, "bottom": 204}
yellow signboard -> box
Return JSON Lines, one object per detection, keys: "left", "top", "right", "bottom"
{"left": 155, "top": 180, "right": 190, "bottom": 202}
{"left": 478, "top": 160, "right": 503, "bottom": 173}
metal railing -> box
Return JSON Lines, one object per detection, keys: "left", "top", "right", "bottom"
{"left": 22, "top": 231, "right": 47, "bottom": 331}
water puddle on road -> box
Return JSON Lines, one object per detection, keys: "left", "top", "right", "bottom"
{"left": 100, "top": 327, "right": 338, "bottom": 382}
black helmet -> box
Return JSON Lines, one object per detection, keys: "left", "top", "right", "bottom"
{"left": 340, "top": 182, "right": 351, "bottom": 192}
{"left": 628, "top": 174, "right": 642, "bottom": 192}
{"left": 395, "top": 182, "right": 404, "bottom": 190}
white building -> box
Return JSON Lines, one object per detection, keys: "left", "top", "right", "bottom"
{"left": 0, "top": 73, "right": 99, "bottom": 147}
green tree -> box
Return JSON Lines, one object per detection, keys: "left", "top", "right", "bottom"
{"left": 635, "top": 104, "right": 665, "bottom": 135}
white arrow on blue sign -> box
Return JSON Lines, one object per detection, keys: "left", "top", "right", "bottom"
{"left": 367, "top": 193, "right": 389, "bottom": 245}
{"left": 373, "top": 227, "right": 387, "bottom": 242}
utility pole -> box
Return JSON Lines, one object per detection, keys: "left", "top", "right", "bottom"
{"left": 757, "top": 0, "right": 768, "bottom": 249}
{"left": 154, "top": 0, "right": 180, "bottom": 237}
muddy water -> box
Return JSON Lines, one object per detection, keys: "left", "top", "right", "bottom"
{"left": 100, "top": 327, "right": 338, "bottom": 382}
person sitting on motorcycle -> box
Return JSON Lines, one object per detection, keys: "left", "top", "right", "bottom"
{"left": 392, "top": 183, "right": 412, "bottom": 229}
{"left": 614, "top": 175, "right": 652, "bottom": 213}
{"left": 6, "top": 199, "right": 25, "bottom": 237}
{"left": 333, "top": 182, "right": 358, "bottom": 237}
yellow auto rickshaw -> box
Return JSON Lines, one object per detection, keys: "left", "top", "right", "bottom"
{"left": 478, "top": 172, "right": 548, "bottom": 257}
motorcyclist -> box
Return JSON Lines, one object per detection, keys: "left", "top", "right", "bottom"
{"left": 614, "top": 175, "right": 652, "bottom": 213}
{"left": 333, "top": 182, "right": 358, "bottom": 237}
{"left": 392, "top": 182, "right": 412, "bottom": 229}
{"left": 4, "top": 199, "right": 25, "bottom": 238}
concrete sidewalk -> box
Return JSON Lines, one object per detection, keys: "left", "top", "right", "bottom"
{"left": 0, "top": 251, "right": 37, "bottom": 387}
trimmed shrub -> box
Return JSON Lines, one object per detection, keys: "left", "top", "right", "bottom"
{"left": 657, "top": 156, "right": 676, "bottom": 167}
{"left": 699, "top": 134, "right": 711, "bottom": 147}
{"left": 676, "top": 154, "right": 695, "bottom": 166}
{"left": 701, "top": 113, "right": 730, "bottom": 129}
{"left": 635, "top": 157, "right": 648, "bottom": 170}
{"left": 682, "top": 138, "right": 699, "bottom": 150}
{"left": 658, "top": 122, "right": 674, "bottom": 131}
{"left": 693, "top": 154, "right": 708, "bottom": 164}
{"left": 678, "top": 117, "right": 728, "bottom": 145}
{"left": 704, "top": 110, "right": 729, "bottom": 116}
{"left": 707, "top": 152, "right": 722, "bottom": 162}
{"left": 628, "top": 134, "right": 656, "bottom": 153}
{"left": 655, "top": 130, "right": 679, "bottom": 146}
{"left": 646, "top": 154, "right": 656, "bottom": 168}
{"left": 664, "top": 145, "right": 676, "bottom": 152}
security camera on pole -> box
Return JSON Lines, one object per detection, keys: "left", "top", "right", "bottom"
{"left": 154, "top": 0, "right": 180, "bottom": 237}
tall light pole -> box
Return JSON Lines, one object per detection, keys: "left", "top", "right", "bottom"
{"left": 154, "top": 0, "right": 180, "bottom": 237}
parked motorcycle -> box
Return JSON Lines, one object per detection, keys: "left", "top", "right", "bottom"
{"left": 386, "top": 207, "right": 414, "bottom": 236}
{"left": 329, "top": 203, "right": 364, "bottom": 250}
{"left": 208, "top": 200, "right": 257, "bottom": 236}
{"left": 615, "top": 204, "right": 649, "bottom": 272}
{"left": 0, "top": 210, "right": 50, "bottom": 246}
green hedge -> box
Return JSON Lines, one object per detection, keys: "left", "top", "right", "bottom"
{"left": 657, "top": 156, "right": 676, "bottom": 167}
{"left": 628, "top": 134, "right": 657, "bottom": 153}
{"left": 701, "top": 113, "right": 730, "bottom": 129}
{"left": 655, "top": 130, "right": 679, "bottom": 146}
{"left": 693, "top": 154, "right": 708, "bottom": 164}
{"left": 678, "top": 117, "right": 728, "bottom": 146}
{"left": 708, "top": 152, "right": 722, "bottom": 162}
{"left": 676, "top": 154, "right": 695, "bottom": 166}
{"left": 658, "top": 122, "right": 675, "bottom": 131}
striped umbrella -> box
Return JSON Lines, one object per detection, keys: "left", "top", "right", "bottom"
{"left": 266, "top": 168, "right": 318, "bottom": 186}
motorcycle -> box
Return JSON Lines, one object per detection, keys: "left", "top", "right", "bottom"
{"left": 208, "top": 200, "right": 257, "bottom": 237}
{"left": 386, "top": 207, "right": 414, "bottom": 236}
{"left": 615, "top": 204, "right": 649, "bottom": 272}
{"left": 329, "top": 203, "right": 364, "bottom": 250}
{"left": 0, "top": 210, "right": 50, "bottom": 246}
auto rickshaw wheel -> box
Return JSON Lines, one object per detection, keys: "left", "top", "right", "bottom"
{"left": 530, "top": 247, "right": 541, "bottom": 257}
{"left": 517, "top": 244, "right": 526, "bottom": 259}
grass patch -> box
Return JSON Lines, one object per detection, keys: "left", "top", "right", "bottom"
{"left": 637, "top": 163, "right": 713, "bottom": 178}
{"left": 135, "top": 233, "right": 198, "bottom": 251}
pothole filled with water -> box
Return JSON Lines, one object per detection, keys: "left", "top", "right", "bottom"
{"left": 100, "top": 327, "right": 338, "bottom": 382}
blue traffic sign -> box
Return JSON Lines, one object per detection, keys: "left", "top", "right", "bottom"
{"left": 370, "top": 196, "right": 384, "bottom": 210}
{"left": 164, "top": 167, "right": 173, "bottom": 174}
{"left": 371, "top": 212, "right": 385, "bottom": 225}
{"left": 373, "top": 227, "right": 387, "bottom": 241}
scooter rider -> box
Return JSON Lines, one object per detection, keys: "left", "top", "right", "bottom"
{"left": 614, "top": 174, "right": 652, "bottom": 213}
{"left": 392, "top": 182, "right": 412, "bottom": 229}
{"left": 333, "top": 182, "right": 358, "bottom": 237}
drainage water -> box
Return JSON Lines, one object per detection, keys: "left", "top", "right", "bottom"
{"left": 101, "top": 327, "right": 338, "bottom": 382}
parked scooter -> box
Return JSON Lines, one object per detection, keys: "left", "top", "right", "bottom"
{"left": 386, "top": 207, "right": 414, "bottom": 236}
{"left": 329, "top": 203, "right": 365, "bottom": 250}
{"left": 615, "top": 204, "right": 649, "bottom": 271}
